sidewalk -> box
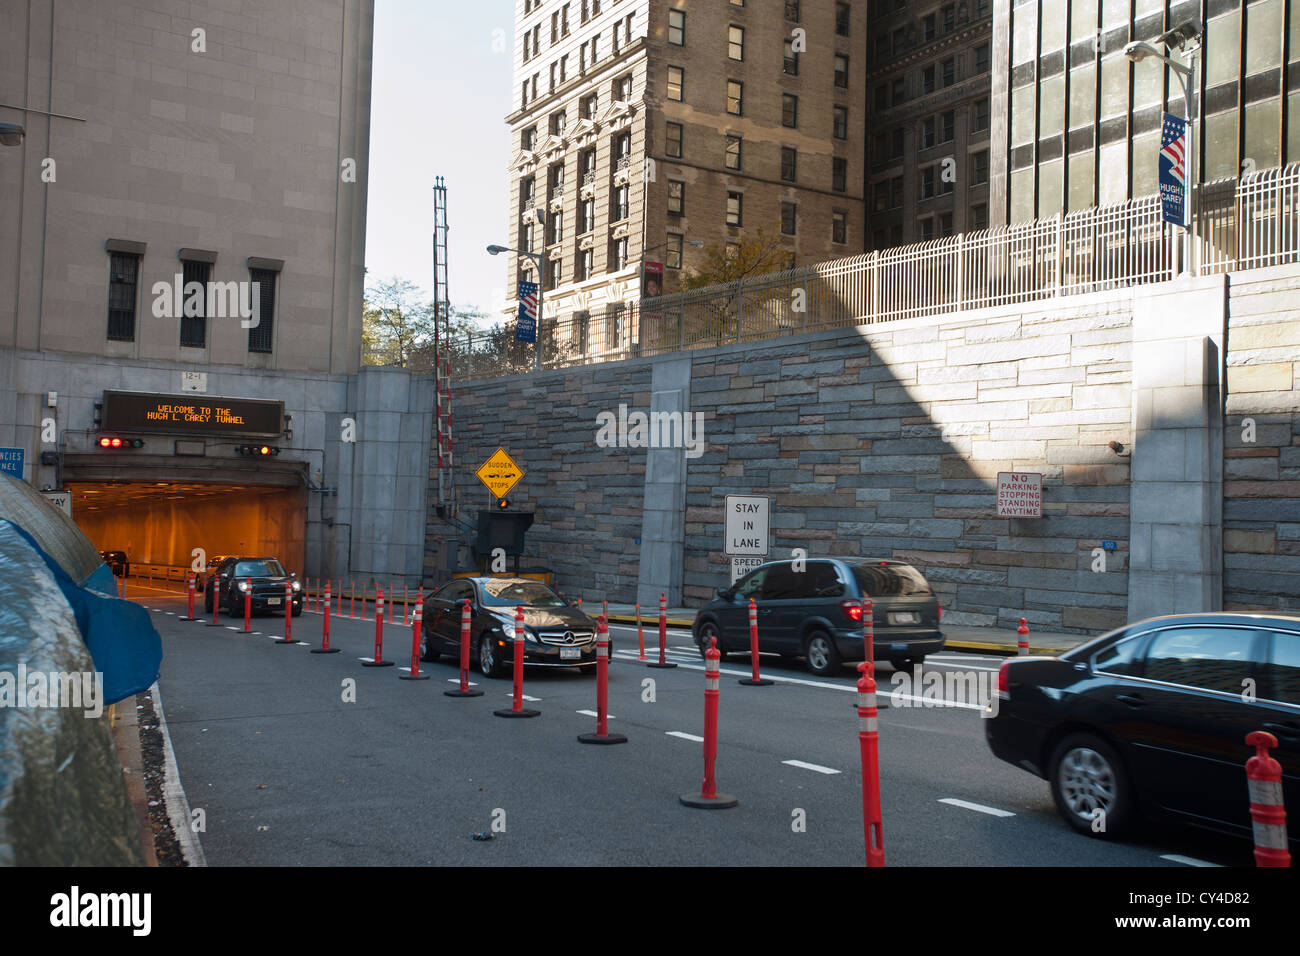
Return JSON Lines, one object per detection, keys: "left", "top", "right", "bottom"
{"left": 601, "top": 602, "right": 1093, "bottom": 656}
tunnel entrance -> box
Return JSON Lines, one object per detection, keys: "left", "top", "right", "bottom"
{"left": 62, "top": 455, "right": 309, "bottom": 577}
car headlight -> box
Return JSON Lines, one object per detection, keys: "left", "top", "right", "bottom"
{"left": 292, "top": 580, "right": 301, "bottom": 592}
{"left": 237, "top": 581, "right": 250, "bottom": 592}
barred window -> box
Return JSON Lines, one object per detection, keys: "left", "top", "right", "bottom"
{"left": 180, "top": 260, "right": 210, "bottom": 348}
{"left": 107, "top": 252, "right": 140, "bottom": 342}
{"left": 248, "top": 268, "right": 276, "bottom": 353}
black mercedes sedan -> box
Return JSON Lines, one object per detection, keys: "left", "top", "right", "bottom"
{"left": 204, "top": 556, "right": 303, "bottom": 618}
{"left": 986, "top": 612, "right": 1300, "bottom": 849}
{"left": 692, "top": 557, "right": 945, "bottom": 676}
{"left": 420, "top": 576, "right": 605, "bottom": 677}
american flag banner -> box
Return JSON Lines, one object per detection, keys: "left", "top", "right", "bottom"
{"left": 1159, "top": 112, "right": 1189, "bottom": 226}
{"left": 516, "top": 281, "right": 538, "bottom": 343}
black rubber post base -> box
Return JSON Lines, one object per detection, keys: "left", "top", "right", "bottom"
{"left": 647, "top": 661, "right": 678, "bottom": 669}
{"left": 204, "top": 622, "right": 226, "bottom": 627}
{"left": 362, "top": 660, "right": 395, "bottom": 668}
{"left": 445, "top": 688, "right": 485, "bottom": 698}
{"left": 275, "top": 638, "right": 295, "bottom": 644}
{"left": 680, "top": 793, "right": 739, "bottom": 809}
{"left": 493, "top": 708, "right": 541, "bottom": 718}
{"left": 240, "top": 630, "right": 261, "bottom": 635}
{"left": 310, "top": 647, "right": 341, "bottom": 654}
{"left": 578, "top": 732, "right": 628, "bottom": 745}
{"left": 399, "top": 673, "right": 431, "bottom": 681}
{"left": 738, "top": 677, "right": 775, "bottom": 686}
{"left": 178, "top": 616, "right": 197, "bottom": 622}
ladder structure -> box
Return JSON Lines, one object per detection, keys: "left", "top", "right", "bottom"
{"left": 432, "top": 177, "right": 454, "bottom": 508}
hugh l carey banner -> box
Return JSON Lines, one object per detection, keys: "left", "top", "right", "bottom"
{"left": 1159, "top": 112, "right": 1189, "bottom": 227}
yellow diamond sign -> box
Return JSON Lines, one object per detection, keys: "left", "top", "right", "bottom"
{"left": 475, "top": 447, "right": 524, "bottom": 499}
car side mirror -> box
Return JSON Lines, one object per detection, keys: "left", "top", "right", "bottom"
{"left": 717, "top": 587, "right": 733, "bottom": 600}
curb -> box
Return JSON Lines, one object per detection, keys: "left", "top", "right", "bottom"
{"left": 109, "top": 701, "right": 158, "bottom": 868}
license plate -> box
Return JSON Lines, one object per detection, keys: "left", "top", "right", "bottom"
{"left": 268, "top": 597, "right": 281, "bottom": 605}
{"left": 891, "top": 642, "right": 908, "bottom": 651}
{"left": 889, "top": 611, "right": 918, "bottom": 625}
{"left": 560, "top": 646, "right": 581, "bottom": 660}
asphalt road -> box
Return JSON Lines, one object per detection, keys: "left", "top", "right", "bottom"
{"left": 134, "top": 584, "right": 1255, "bottom": 867}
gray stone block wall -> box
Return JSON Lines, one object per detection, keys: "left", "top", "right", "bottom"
{"left": 440, "top": 264, "right": 1300, "bottom": 631}
{"left": 1222, "top": 265, "right": 1300, "bottom": 614}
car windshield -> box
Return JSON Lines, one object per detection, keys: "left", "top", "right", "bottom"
{"left": 850, "top": 562, "right": 931, "bottom": 596}
{"left": 233, "top": 559, "right": 287, "bottom": 578}
{"left": 480, "top": 580, "right": 567, "bottom": 608}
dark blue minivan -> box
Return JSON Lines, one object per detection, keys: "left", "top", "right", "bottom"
{"left": 693, "top": 557, "right": 945, "bottom": 676}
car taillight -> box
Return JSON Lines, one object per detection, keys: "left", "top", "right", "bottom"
{"left": 997, "top": 660, "right": 1011, "bottom": 700}
{"left": 937, "top": 604, "right": 943, "bottom": 622}
{"left": 841, "top": 600, "right": 863, "bottom": 623}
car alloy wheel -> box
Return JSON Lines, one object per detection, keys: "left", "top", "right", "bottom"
{"left": 804, "top": 630, "right": 841, "bottom": 676}
{"left": 696, "top": 624, "right": 728, "bottom": 660}
{"left": 1049, "top": 733, "right": 1131, "bottom": 838}
{"left": 478, "top": 634, "right": 500, "bottom": 677}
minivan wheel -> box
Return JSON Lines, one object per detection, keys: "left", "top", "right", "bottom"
{"left": 696, "top": 620, "right": 729, "bottom": 662}
{"left": 1048, "top": 733, "right": 1133, "bottom": 838}
{"left": 804, "top": 630, "right": 842, "bottom": 676}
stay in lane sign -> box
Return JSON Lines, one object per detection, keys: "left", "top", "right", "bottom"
{"left": 475, "top": 447, "right": 524, "bottom": 498}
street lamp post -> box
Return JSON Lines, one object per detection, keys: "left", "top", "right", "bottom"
{"left": 1125, "top": 21, "right": 1202, "bottom": 276}
{"left": 487, "top": 208, "right": 547, "bottom": 373}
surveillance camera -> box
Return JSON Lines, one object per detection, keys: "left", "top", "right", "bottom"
{"left": 1159, "top": 20, "right": 1201, "bottom": 51}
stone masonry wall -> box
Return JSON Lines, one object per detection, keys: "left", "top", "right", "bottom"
{"left": 683, "top": 293, "right": 1134, "bottom": 634}
{"left": 1223, "top": 265, "right": 1300, "bottom": 614}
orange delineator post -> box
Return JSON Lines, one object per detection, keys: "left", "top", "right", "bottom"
{"left": 400, "top": 594, "right": 430, "bottom": 681}
{"left": 276, "top": 581, "right": 294, "bottom": 644}
{"left": 636, "top": 603, "right": 647, "bottom": 661}
{"left": 648, "top": 591, "right": 676, "bottom": 669}
{"left": 311, "top": 583, "right": 340, "bottom": 654}
{"left": 1246, "top": 731, "right": 1291, "bottom": 867}
{"left": 1017, "top": 617, "right": 1029, "bottom": 655}
{"left": 446, "top": 597, "right": 484, "bottom": 698}
{"left": 362, "top": 588, "right": 393, "bottom": 667}
{"left": 857, "top": 661, "right": 886, "bottom": 867}
{"left": 739, "top": 597, "right": 774, "bottom": 686}
{"left": 493, "top": 606, "right": 540, "bottom": 718}
{"left": 679, "top": 637, "right": 737, "bottom": 809}
{"left": 578, "top": 615, "right": 627, "bottom": 745}
{"left": 242, "top": 577, "right": 253, "bottom": 633}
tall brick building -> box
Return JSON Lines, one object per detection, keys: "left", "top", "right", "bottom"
{"left": 502, "top": 0, "right": 868, "bottom": 347}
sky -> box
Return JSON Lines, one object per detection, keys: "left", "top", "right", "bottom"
{"left": 365, "top": 0, "right": 516, "bottom": 327}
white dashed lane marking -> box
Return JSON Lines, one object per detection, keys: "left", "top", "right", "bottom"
{"left": 1160, "top": 854, "right": 1221, "bottom": 867}
{"left": 938, "top": 797, "right": 1016, "bottom": 818}
{"left": 666, "top": 731, "right": 704, "bottom": 742}
{"left": 576, "top": 709, "right": 614, "bottom": 718}
{"left": 782, "top": 760, "right": 841, "bottom": 775}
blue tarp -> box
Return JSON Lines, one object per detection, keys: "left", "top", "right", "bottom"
{"left": 1, "top": 519, "right": 161, "bottom": 706}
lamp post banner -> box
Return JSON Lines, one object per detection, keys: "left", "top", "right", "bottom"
{"left": 516, "top": 281, "right": 538, "bottom": 343}
{"left": 1159, "top": 112, "right": 1189, "bottom": 226}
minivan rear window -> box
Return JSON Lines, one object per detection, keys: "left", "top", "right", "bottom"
{"left": 850, "top": 563, "right": 931, "bottom": 597}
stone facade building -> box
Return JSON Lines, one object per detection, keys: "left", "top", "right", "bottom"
{"left": 502, "top": 0, "right": 869, "bottom": 353}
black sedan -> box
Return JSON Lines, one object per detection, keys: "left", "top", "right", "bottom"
{"left": 421, "top": 576, "right": 605, "bottom": 677}
{"left": 986, "top": 612, "right": 1300, "bottom": 849}
{"left": 204, "top": 556, "right": 303, "bottom": 617}
{"left": 693, "top": 557, "right": 945, "bottom": 676}
{"left": 99, "top": 550, "right": 129, "bottom": 578}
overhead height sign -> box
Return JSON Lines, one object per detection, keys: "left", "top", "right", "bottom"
{"left": 476, "top": 447, "right": 524, "bottom": 499}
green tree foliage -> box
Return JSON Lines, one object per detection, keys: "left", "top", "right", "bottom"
{"left": 362, "top": 276, "right": 484, "bottom": 370}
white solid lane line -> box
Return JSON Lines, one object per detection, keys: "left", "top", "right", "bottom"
{"left": 782, "top": 760, "right": 841, "bottom": 775}
{"left": 938, "top": 797, "right": 1016, "bottom": 818}
{"left": 1160, "top": 854, "right": 1221, "bottom": 867}
{"left": 666, "top": 731, "right": 704, "bottom": 742}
